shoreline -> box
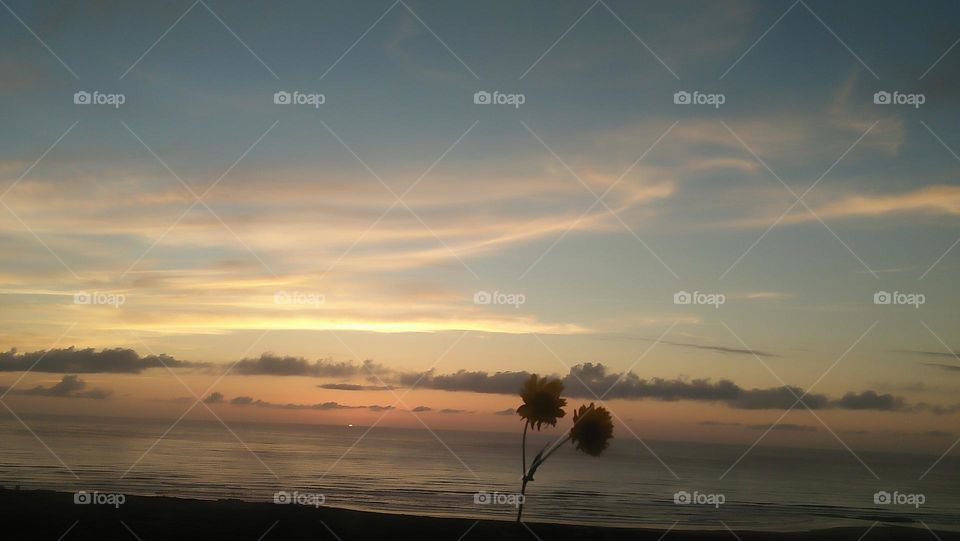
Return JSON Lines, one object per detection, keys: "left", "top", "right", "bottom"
{"left": 3, "top": 488, "right": 958, "bottom": 540}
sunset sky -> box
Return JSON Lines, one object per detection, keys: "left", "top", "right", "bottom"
{"left": 1, "top": 0, "right": 959, "bottom": 454}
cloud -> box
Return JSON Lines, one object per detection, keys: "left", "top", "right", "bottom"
{"left": 204, "top": 392, "right": 224, "bottom": 404}
{"left": 0, "top": 347, "right": 203, "bottom": 373}
{"left": 697, "top": 420, "right": 742, "bottom": 426}
{"left": 412, "top": 406, "right": 432, "bottom": 412}
{"left": 841, "top": 429, "right": 955, "bottom": 438}
{"left": 493, "top": 408, "right": 516, "bottom": 416}
{"left": 814, "top": 185, "right": 960, "bottom": 218}
{"left": 730, "top": 185, "right": 960, "bottom": 229}
{"left": 400, "top": 363, "right": 952, "bottom": 413}
{"left": 5, "top": 346, "right": 954, "bottom": 415}
{"left": 908, "top": 402, "right": 960, "bottom": 416}
{"left": 660, "top": 340, "right": 780, "bottom": 358}
{"left": 367, "top": 405, "right": 395, "bottom": 412}
{"left": 726, "top": 385, "right": 823, "bottom": 410}
{"left": 828, "top": 391, "right": 904, "bottom": 411}
{"left": 438, "top": 408, "right": 471, "bottom": 414}
{"left": 923, "top": 363, "right": 960, "bottom": 372}
{"left": 396, "top": 369, "right": 530, "bottom": 395}
{"left": 739, "top": 292, "right": 794, "bottom": 301}
{"left": 233, "top": 354, "right": 379, "bottom": 378}
{"left": 3, "top": 375, "right": 111, "bottom": 399}
{"left": 616, "top": 335, "right": 780, "bottom": 358}
{"left": 318, "top": 383, "right": 392, "bottom": 391}
{"left": 746, "top": 423, "right": 817, "bottom": 432}
{"left": 898, "top": 350, "right": 960, "bottom": 360}
{"left": 226, "top": 395, "right": 392, "bottom": 411}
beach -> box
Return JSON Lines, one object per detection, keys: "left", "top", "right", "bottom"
{"left": 3, "top": 488, "right": 957, "bottom": 541}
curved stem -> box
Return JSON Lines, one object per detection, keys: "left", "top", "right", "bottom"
{"left": 521, "top": 420, "right": 529, "bottom": 477}
{"left": 518, "top": 420, "right": 529, "bottom": 523}
{"left": 517, "top": 476, "right": 529, "bottom": 523}
{"left": 537, "top": 434, "right": 571, "bottom": 466}
{"left": 517, "top": 433, "right": 571, "bottom": 523}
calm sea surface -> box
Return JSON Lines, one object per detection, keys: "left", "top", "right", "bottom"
{"left": 0, "top": 414, "right": 957, "bottom": 532}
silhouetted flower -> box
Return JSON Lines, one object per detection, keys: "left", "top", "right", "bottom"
{"left": 569, "top": 403, "right": 613, "bottom": 456}
{"left": 516, "top": 374, "right": 566, "bottom": 430}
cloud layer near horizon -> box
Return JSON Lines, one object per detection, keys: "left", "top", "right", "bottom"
{"left": 0, "top": 347, "right": 202, "bottom": 373}
{"left": 0, "top": 374, "right": 110, "bottom": 399}
{"left": 2, "top": 348, "right": 957, "bottom": 414}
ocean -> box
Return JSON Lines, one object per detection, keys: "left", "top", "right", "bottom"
{"left": 1, "top": 414, "right": 957, "bottom": 532}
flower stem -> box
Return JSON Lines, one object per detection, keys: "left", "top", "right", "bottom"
{"left": 518, "top": 420, "right": 529, "bottom": 523}
{"left": 521, "top": 420, "right": 529, "bottom": 477}
{"left": 517, "top": 476, "right": 529, "bottom": 523}
{"left": 538, "top": 434, "right": 571, "bottom": 465}
{"left": 517, "top": 433, "right": 571, "bottom": 523}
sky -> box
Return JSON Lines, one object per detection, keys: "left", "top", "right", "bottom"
{"left": 1, "top": 0, "right": 959, "bottom": 455}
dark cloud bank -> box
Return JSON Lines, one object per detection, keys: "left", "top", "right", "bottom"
{"left": 0, "top": 375, "right": 110, "bottom": 399}
{"left": 3, "top": 349, "right": 957, "bottom": 414}
{"left": 0, "top": 347, "right": 201, "bottom": 373}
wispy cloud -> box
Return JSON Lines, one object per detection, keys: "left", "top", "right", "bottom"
{"left": 746, "top": 423, "right": 816, "bottom": 432}
{"left": 223, "top": 395, "right": 393, "bottom": 412}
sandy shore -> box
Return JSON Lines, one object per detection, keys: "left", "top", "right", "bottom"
{"left": 1, "top": 488, "right": 955, "bottom": 540}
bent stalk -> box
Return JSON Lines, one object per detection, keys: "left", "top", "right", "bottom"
{"left": 516, "top": 434, "right": 571, "bottom": 523}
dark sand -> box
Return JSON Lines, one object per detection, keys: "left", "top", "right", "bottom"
{"left": 2, "top": 489, "right": 955, "bottom": 540}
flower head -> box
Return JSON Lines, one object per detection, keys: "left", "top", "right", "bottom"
{"left": 569, "top": 403, "right": 613, "bottom": 456}
{"left": 516, "top": 374, "right": 566, "bottom": 430}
